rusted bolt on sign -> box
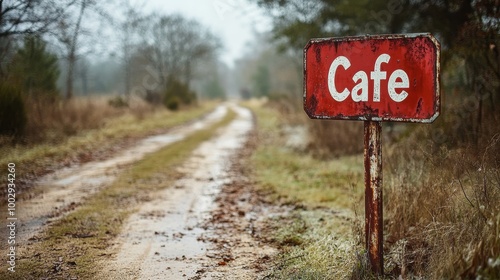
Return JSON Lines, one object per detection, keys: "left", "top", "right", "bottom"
{"left": 303, "top": 33, "right": 440, "bottom": 275}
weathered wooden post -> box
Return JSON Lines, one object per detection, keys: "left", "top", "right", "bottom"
{"left": 303, "top": 33, "right": 440, "bottom": 275}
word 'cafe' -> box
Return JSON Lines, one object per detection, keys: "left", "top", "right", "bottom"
{"left": 328, "top": 54, "right": 410, "bottom": 103}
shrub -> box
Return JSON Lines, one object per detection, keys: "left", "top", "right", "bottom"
{"left": 164, "top": 76, "right": 197, "bottom": 107}
{"left": 0, "top": 83, "right": 27, "bottom": 137}
{"left": 164, "top": 96, "right": 180, "bottom": 111}
{"left": 143, "top": 90, "right": 162, "bottom": 105}
{"left": 108, "top": 95, "right": 129, "bottom": 108}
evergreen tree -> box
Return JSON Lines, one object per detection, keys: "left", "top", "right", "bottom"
{"left": 9, "top": 35, "right": 60, "bottom": 98}
{"left": 0, "top": 83, "right": 26, "bottom": 136}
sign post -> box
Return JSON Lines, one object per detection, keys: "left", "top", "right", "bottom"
{"left": 303, "top": 33, "right": 440, "bottom": 275}
{"left": 364, "top": 120, "right": 383, "bottom": 274}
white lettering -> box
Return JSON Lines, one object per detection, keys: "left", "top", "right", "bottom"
{"left": 352, "top": 71, "right": 368, "bottom": 102}
{"left": 327, "top": 53, "right": 410, "bottom": 103}
{"left": 388, "top": 69, "right": 409, "bottom": 102}
{"left": 370, "top": 54, "right": 390, "bottom": 102}
{"left": 328, "top": 56, "right": 351, "bottom": 101}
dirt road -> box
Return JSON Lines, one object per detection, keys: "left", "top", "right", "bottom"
{"left": 100, "top": 105, "right": 275, "bottom": 279}
{"left": 1, "top": 105, "right": 227, "bottom": 249}
{"left": 3, "top": 104, "right": 276, "bottom": 279}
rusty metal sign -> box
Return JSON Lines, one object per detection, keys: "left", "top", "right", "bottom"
{"left": 304, "top": 33, "right": 440, "bottom": 123}
{"left": 303, "top": 33, "right": 441, "bottom": 276}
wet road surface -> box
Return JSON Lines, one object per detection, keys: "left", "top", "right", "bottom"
{"left": 101, "top": 105, "right": 254, "bottom": 279}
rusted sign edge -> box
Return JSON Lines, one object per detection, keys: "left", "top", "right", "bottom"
{"left": 305, "top": 32, "right": 434, "bottom": 45}
{"left": 303, "top": 33, "right": 441, "bottom": 124}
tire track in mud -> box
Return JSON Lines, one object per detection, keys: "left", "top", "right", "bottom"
{"left": 99, "top": 105, "right": 277, "bottom": 279}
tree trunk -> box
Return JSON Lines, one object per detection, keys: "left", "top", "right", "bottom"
{"left": 0, "top": 0, "right": 4, "bottom": 30}
{"left": 81, "top": 62, "right": 88, "bottom": 95}
{"left": 125, "top": 63, "right": 130, "bottom": 97}
{"left": 65, "top": 0, "right": 87, "bottom": 100}
{"left": 123, "top": 44, "right": 131, "bottom": 97}
{"left": 66, "top": 54, "right": 75, "bottom": 99}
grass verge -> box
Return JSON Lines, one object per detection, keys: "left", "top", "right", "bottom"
{"left": 247, "top": 101, "right": 368, "bottom": 279}
{"left": 0, "top": 108, "right": 236, "bottom": 279}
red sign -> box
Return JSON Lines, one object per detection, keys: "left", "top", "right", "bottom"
{"left": 304, "top": 33, "right": 440, "bottom": 123}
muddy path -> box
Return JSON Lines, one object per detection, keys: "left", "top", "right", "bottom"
{"left": 99, "top": 105, "right": 277, "bottom": 279}
{"left": 1, "top": 106, "right": 228, "bottom": 250}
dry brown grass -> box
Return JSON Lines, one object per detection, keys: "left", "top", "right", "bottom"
{"left": 307, "top": 120, "right": 364, "bottom": 158}
{"left": 269, "top": 97, "right": 364, "bottom": 158}
{"left": 384, "top": 108, "right": 500, "bottom": 278}
{"left": 21, "top": 95, "right": 154, "bottom": 144}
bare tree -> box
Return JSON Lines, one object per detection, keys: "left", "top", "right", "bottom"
{"left": 0, "top": 0, "right": 69, "bottom": 76}
{"left": 0, "top": 0, "right": 69, "bottom": 38}
{"left": 76, "top": 57, "right": 90, "bottom": 95}
{"left": 56, "top": 0, "right": 87, "bottom": 99}
{"left": 116, "top": 0, "right": 145, "bottom": 97}
{"left": 141, "top": 14, "right": 221, "bottom": 92}
{"left": 54, "top": 0, "right": 110, "bottom": 99}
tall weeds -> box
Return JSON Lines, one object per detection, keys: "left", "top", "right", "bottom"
{"left": 17, "top": 95, "right": 153, "bottom": 145}
{"left": 307, "top": 120, "right": 364, "bottom": 158}
{"left": 270, "top": 97, "right": 364, "bottom": 158}
{"left": 384, "top": 107, "right": 500, "bottom": 278}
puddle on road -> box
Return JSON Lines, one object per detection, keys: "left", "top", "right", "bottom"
{"left": 0, "top": 106, "right": 228, "bottom": 250}
{"left": 101, "top": 106, "right": 253, "bottom": 280}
